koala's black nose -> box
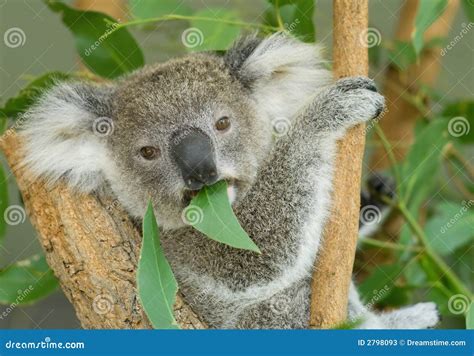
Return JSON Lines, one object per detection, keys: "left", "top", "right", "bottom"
{"left": 171, "top": 129, "right": 218, "bottom": 190}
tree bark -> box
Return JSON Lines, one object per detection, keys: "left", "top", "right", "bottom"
{"left": 0, "top": 131, "right": 206, "bottom": 329}
{"left": 309, "top": 0, "right": 368, "bottom": 328}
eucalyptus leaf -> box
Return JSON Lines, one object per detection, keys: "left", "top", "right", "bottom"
{"left": 0, "top": 166, "right": 8, "bottom": 238}
{"left": 424, "top": 201, "right": 474, "bottom": 255}
{"left": 400, "top": 119, "right": 449, "bottom": 207}
{"left": 358, "top": 264, "right": 404, "bottom": 304}
{"left": 265, "top": 0, "right": 315, "bottom": 42}
{"left": 47, "top": 0, "right": 144, "bottom": 79}
{"left": 138, "top": 201, "right": 179, "bottom": 329}
{"left": 411, "top": 0, "right": 447, "bottom": 55}
{"left": 462, "top": 0, "right": 474, "bottom": 22}
{"left": 387, "top": 40, "right": 417, "bottom": 71}
{"left": 467, "top": 302, "right": 474, "bottom": 329}
{"left": 0, "top": 72, "right": 70, "bottom": 119}
{"left": 0, "top": 255, "right": 59, "bottom": 305}
{"left": 188, "top": 180, "right": 260, "bottom": 253}
{"left": 289, "top": 0, "right": 315, "bottom": 42}
{"left": 129, "top": 0, "right": 192, "bottom": 20}
{"left": 187, "top": 8, "right": 241, "bottom": 52}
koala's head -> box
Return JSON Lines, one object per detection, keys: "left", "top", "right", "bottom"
{"left": 20, "top": 33, "right": 330, "bottom": 229}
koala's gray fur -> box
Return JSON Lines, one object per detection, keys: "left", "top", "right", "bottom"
{"left": 19, "top": 33, "right": 439, "bottom": 329}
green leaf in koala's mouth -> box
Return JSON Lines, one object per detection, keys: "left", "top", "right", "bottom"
{"left": 185, "top": 180, "right": 261, "bottom": 254}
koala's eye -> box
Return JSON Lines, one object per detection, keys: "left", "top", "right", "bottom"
{"left": 215, "top": 116, "right": 231, "bottom": 131}
{"left": 140, "top": 146, "right": 160, "bottom": 160}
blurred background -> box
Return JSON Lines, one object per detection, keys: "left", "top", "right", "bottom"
{"left": 0, "top": 0, "right": 472, "bottom": 329}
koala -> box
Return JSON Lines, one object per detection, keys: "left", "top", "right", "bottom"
{"left": 19, "top": 33, "right": 439, "bottom": 329}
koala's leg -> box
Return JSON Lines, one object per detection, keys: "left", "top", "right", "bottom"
{"left": 347, "top": 282, "right": 440, "bottom": 329}
{"left": 230, "top": 279, "right": 311, "bottom": 329}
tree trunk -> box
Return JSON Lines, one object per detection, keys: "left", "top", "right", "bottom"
{"left": 0, "top": 131, "right": 206, "bottom": 329}
{"left": 309, "top": 0, "right": 368, "bottom": 328}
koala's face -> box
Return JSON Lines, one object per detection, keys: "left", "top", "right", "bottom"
{"left": 106, "top": 55, "right": 273, "bottom": 229}
{"left": 21, "top": 34, "right": 330, "bottom": 230}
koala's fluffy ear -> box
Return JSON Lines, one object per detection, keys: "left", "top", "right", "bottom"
{"left": 224, "top": 33, "right": 332, "bottom": 121}
{"left": 19, "top": 81, "right": 115, "bottom": 192}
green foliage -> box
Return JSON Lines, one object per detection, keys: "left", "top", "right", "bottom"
{"left": 399, "top": 120, "right": 449, "bottom": 206}
{"left": 0, "top": 255, "right": 59, "bottom": 305}
{"left": 461, "top": 0, "right": 474, "bottom": 22}
{"left": 358, "top": 264, "right": 403, "bottom": 304}
{"left": 264, "top": 0, "right": 315, "bottom": 42}
{"left": 188, "top": 181, "right": 260, "bottom": 253}
{"left": 424, "top": 201, "right": 474, "bottom": 256}
{"left": 382, "top": 0, "right": 447, "bottom": 70}
{"left": 0, "top": 72, "right": 70, "bottom": 119}
{"left": 467, "top": 302, "right": 474, "bottom": 329}
{"left": 187, "top": 9, "right": 241, "bottom": 52}
{"left": 411, "top": 0, "right": 447, "bottom": 55}
{"left": 129, "top": 0, "right": 192, "bottom": 20}
{"left": 46, "top": 0, "right": 144, "bottom": 78}
{"left": 138, "top": 202, "right": 179, "bottom": 329}
{"left": 387, "top": 40, "right": 417, "bottom": 71}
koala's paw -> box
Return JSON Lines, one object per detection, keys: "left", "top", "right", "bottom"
{"left": 328, "top": 76, "right": 385, "bottom": 129}
{"left": 379, "top": 302, "right": 440, "bottom": 329}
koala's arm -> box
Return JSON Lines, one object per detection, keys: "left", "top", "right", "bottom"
{"left": 234, "top": 77, "right": 384, "bottom": 267}
{"left": 218, "top": 77, "right": 384, "bottom": 327}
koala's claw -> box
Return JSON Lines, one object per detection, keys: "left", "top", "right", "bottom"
{"left": 334, "top": 76, "right": 378, "bottom": 93}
